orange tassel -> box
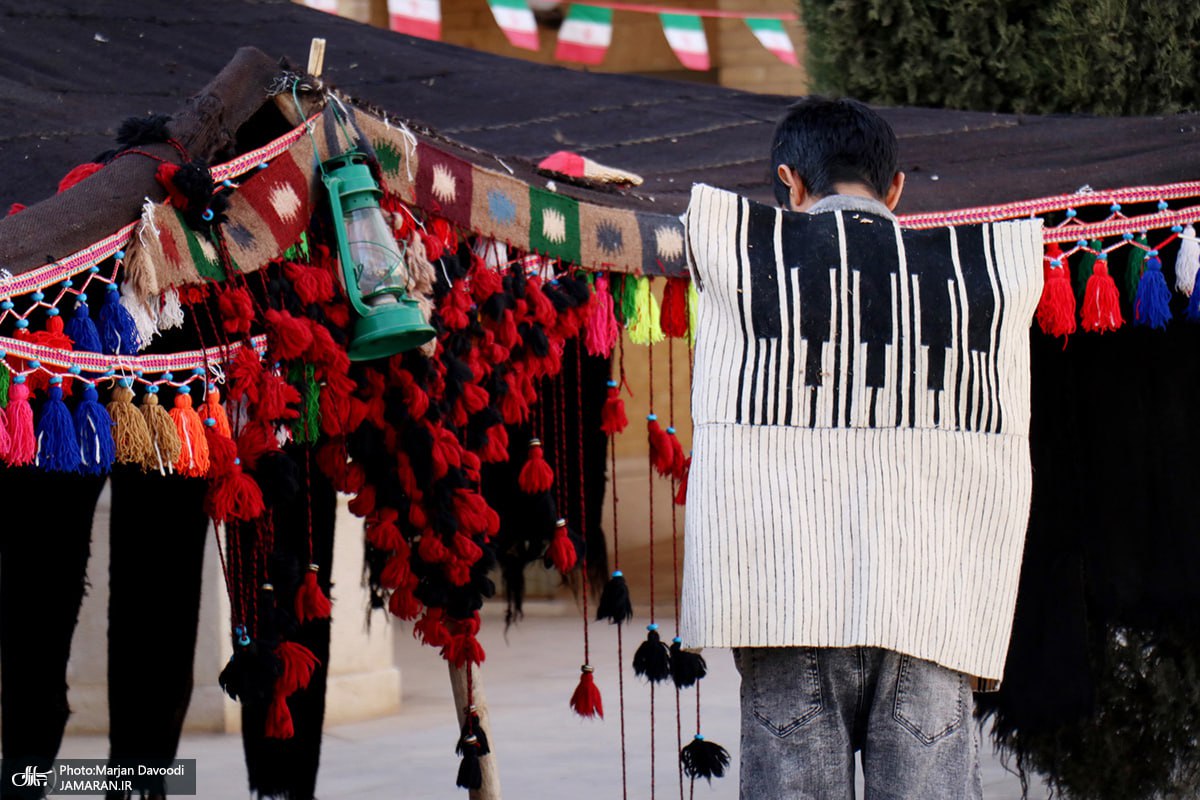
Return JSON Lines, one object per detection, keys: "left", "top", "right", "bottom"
{"left": 201, "top": 384, "right": 232, "bottom": 438}
{"left": 170, "top": 388, "right": 210, "bottom": 477}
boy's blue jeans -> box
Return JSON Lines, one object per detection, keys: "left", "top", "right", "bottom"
{"left": 734, "top": 646, "right": 982, "bottom": 799}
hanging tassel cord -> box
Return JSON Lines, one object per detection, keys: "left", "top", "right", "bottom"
{"left": 670, "top": 340, "right": 684, "bottom": 800}
{"left": 612, "top": 376, "right": 630, "bottom": 800}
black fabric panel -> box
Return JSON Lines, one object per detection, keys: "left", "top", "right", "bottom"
{"left": 0, "top": 0, "right": 1196, "bottom": 218}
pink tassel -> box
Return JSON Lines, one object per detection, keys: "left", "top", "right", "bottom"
{"left": 585, "top": 274, "right": 619, "bottom": 357}
{"left": 0, "top": 406, "right": 12, "bottom": 461}
{"left": 6, "top": 380, "right": 36, "bottom": 466}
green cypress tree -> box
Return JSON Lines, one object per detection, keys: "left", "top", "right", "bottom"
{"left": 800, "top": 0, "right": 1200, "bottom": 115}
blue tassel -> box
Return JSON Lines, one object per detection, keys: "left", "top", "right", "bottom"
{"left": 1187, "top": 258, "right": 1200, "bottom": 322}
{"left": 1134, "top": 255, "right": 1172, "bottom": 330}
{"left": 100, "top": 283, "right": 141, "bottom": 355}
{"left": 75, "top": 383, "right": 115, "bottom": 475}
{"left": 64, "top": 295, "right": 103, "bottom": 353}
{"left": 36, "top": 380, "right": 81, "bottom": 472}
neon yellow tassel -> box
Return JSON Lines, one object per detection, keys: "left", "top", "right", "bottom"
{"left": 628, "top": 277, "right": 664, "bottom": 345}
{"left": 686, "top": 280, "right": 699, "bottom": 347}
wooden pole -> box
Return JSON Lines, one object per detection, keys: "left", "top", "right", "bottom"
{"left": 449, "top": 662, "right": 503, "bottom": 800}
{"left": 0, "top": 47, "right": 286, "bottom": 275}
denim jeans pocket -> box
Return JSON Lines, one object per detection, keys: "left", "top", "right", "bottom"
{"left": 892, "top": 655, "right": 966, "bottom": 745}
{"left": 737, "top": 647, "right": 823, "bottom": 739}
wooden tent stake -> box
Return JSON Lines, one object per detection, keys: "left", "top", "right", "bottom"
{"left": 450, "top": 662, "right": 503, "bottom": 799}
{"left": 307, "top": 38, "right": 327, "bottom": 77}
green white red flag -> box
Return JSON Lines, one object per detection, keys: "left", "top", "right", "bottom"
{"left": 744, "top": 17, "right": 798, "bottom": 66}
{"left": 388, "top": 0, "right": 441, "bottom": 41}
{"left": 659, "top": 12, "right": 709, "bottom": 71}
{"left": 555, "top": 5, "right": 613, "bottom": 65}
{"left": 488, "top": 0, "right": 540, "bottom": 51}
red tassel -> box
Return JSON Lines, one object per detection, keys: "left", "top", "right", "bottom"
{"left": 348, "top": 484, "right": 376, "bottom": 518}
{"left": 452, "top": 533, "right": 483, "bottom": 565}
{"left": 667, "top": 427, "right": 686, "bottom": 479}
{"left": 570, "top": 666, "right": 604, "bottom": 719}
{"left": 661, "top": 277, "right": 689, "bottom": 338}
{"left": 419, "top": 532, "right": 452, "bottom": 564}
{"left": 381, "top": 551, "right": 414, "bottom": 590}
{"left": 478, "top": 423, "right": 509, "bottom": 463}
{"left": 255, "top": 371, "right": 301, "bottom": 422}
{"left": 155, "top": 162, "right": 191, "bottom": 211}
{"left": 414, "top": 608, "right": 451, "bottom": 647}
{"left": 675, "top": 456, "right": 691, "bottom": 505}
{"left": 1080, "top": 255, "right": 1124, "bottom": 333}
{"left": 226, "top": 345, "right": 263, "bottom": 403}
{"left": 57, "top": 162, "right": 103, "bottom": 193}
{"left": 276, "top": 641, "right": 320, "bottom": 696}
{"left": 5, "top": 381, "right": 36, "bottom": 466}
{"left": 388, "top": 586, "right": 423, "bottom": 620}
{"left": 454, "top": 490, "right": 492, "bottom": 536}
{"left": 392, "top": 369, "right": 430, "bottom": 419}
{"left": 235, "top": 421, "right": 278, "bottom": 469}
{"left": 1036, "top": 243, "right": 1077, "bottom": 337}
{"left": 295, "top": 566, "right": 332, "bottom": 623}
{"left": 204, "top": 461, "right": 265, "bottom": 522}
{"left": 648, "top": 416, "right": 674, "bottom": 476}
{"left": 204, "top": 422, "right": 237, "bottom": 478}
{"left": 284, "top": 261, "right": 335, "bottom": 305}
{"left": 548, "top": 519, "right": 577, "bottom": 573}
{"left": 265, "top": 694, "right": 294, "bottom": 739}
{"left": 518, "top": 439, "right": 554, "bottom": 494}
{"left": 217, "top": 287, "right": 255, "bottom": 338}
{"left": 600, "top": 382, "right": 628, "bottom": 434}
{"left": 265, "top": 309, "right": 314, "bottom": 362}
{"left": 367, "top": 509, "right": 403, "bottom": 552}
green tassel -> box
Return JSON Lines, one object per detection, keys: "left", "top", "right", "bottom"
{"left": 1074, "top": 240, "right": 1102, "bottom": 308}
{"left": 615, "top": 274, "right": 639, "bottom": 326}
{"left": 282, "top": 231, "right": 311, "bottom": 263}
{"left": 1125, "top": 235, "right": 1149, "bottom": 305}
{"left": 0, "top": 364, "right": 10, "bottom": 409}
{"left": 300, "top": 364, "right": 320, "bottom": 444}
{"left": 628, "top": 277, "right": 664, "bottom": 345}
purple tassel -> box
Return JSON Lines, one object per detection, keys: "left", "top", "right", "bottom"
{"left": 37, "top": 379, "right": 81, "bottom": 472}
{"left": 64, "top": 296, "right": 103, "bottom": 353}
{"left": 100, "top": 283, "right": 141, "bottom": 355}
{"left": 75, "top": 383, "right": 115, "bottom": 475}
{"left": 1134, "top": 255, "right": 1172, "bottom": 330}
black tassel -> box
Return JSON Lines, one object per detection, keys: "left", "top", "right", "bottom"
{"left": 680, "top": 735, "right": 730, "bottom": 782}
{"left": 116, "top": 113, "right": 172, "bottom": 148}
{"left": 632, "top": 625, "right": 671, "bottom": 683}
{"left": 217, "top": 629, "right": 280, "bottom": 705}
{"left": 669, "top": 638, "right": 708, "bottom": 688}
{"left": 456, "top": 707, "right": 491, "bottom": 756}
{"left": 596, "top": 570, "right": 634, "bottom": 624}
{"left": 456, "top": 736, "right": 483, "bottom": 790}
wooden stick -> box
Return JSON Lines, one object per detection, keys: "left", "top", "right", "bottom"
{"left": 0, "top": 47, "right": 285, "bottom": 275}
{"left": 449, "top": 662, "right": 503, "bottom": 800}
{"left": 307, "top": 38, "right": 327, "bottom": 78}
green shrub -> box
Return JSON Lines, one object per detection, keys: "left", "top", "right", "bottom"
{"left": 800, "top": 0, "right": 1200, "bottom": 114}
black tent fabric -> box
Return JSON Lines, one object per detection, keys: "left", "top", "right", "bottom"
{"left": 1, "top": 0, "right": 1198, "bottom": 216}
{"left": 3, "top": 2, "right": 1200, "bottom": 798}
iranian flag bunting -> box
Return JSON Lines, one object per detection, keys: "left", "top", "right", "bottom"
{"left": 303, "top": 0, "right": 339, "bottom": 13}
{"left": 745, "top": 18, "right": 798, "bottom": 66}
{"left": 388, "top": 0, "right": 441, "bottom": 41}
{"left": 555, "top": 5, "right": 613, "bottom": 65}
{"left": 659, "top": 13, "right": 709, "bottom": 71}
{"left": 488, "top": 0, "right": 540, "bottom": 51}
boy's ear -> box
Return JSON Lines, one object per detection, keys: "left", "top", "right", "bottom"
{"left": 884, "top": 171, "right": 906, "bottom": 211}
{"left": 776, "top": 165, "right": 809, "bottom": 211}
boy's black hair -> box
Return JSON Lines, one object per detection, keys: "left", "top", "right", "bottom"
{"left": 770, "top": 96, "right": 898, "bottom": 206}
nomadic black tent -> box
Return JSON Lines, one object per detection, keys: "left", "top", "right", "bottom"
{"left": 2, "top": 3, "right": 1200, "bottom": 799}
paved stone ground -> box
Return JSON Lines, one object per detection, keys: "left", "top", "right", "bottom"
{"left": 60, "top": 605, "right": 1049, "bottom": 799}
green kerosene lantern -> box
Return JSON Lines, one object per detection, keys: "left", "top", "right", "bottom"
{"left": 322, "top": 151, "right": 435, "bottom": 360}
